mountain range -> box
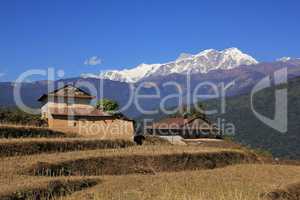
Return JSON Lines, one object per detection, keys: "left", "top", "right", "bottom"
{"left": 1, "top": 48, "right": 300, "bottom": 117}
{"left": 82, "top": 48, "right": 258, "bottom": 82}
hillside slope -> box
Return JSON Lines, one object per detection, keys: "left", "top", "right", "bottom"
{"left": 139, "top": 76, "right": 300, "bottom": 159}
{"left": 207, "top": 76, "right": 300, "bottom": 159}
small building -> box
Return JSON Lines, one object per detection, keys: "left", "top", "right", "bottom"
{"left": 146, "top": 116, "right": 218, "bottom": 139}
{"left": 38, "top": 85, "right": 134, "bottom": 139}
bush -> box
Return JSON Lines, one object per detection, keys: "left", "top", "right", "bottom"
{"left": 0, "top": 107, "right": 44, "bottom": 126}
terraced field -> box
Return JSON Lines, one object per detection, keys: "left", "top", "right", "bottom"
{"left": 0, "top": 135, "right": 299, "bottom": 200}
{"left": 63, "top": 165, "right": 300, "bottom": 200}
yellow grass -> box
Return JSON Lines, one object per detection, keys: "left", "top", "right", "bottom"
{"left": 0, "top": 145, "right": 248, "bottom": 167}
{"left": 0, "top": 141, "right": 299, "bottom": 200}
{"left": 0, "top": 138, "right": 135, "bottom": 157}
{"left": 63, "top": 164, "right": 300, "bottom": 200}
{"left": 0, "top": 146, "right": 253, "bottom": 191}
{"left": 0, "top": 123, "right": 43, "bottom": 129}
{"left": 0, "top": 145, "right": 246, "bottom": 175}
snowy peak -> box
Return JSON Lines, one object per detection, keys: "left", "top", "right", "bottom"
{"left": 219, "top": 47, "right": 258, "bottom": 66}
{"left": 82, "top": 48, "right": 258, "bottom": 82}
{"left": 277, "top": 57, "right": 300, "bottom": 62}
{"left": 97, "top": 63, "right": 161, "bottom": 83}
{"left": 152, "top": 48, "right": 258, "bottom": 76}
{"left": 176, "top": 53, "right": 193, "bottom": 61}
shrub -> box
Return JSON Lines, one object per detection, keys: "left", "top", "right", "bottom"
{"left": 0, "top": 107, "right": 44, "bottom": 126}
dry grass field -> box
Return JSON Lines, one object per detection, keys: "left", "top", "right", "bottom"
{"left": 63, "top": 164, "right": 300, "bottom": 200}
{"left": 0, "top": 133, "right": 299, "bottom": 200}
{"left": 0, "top": 138, "right": 135, "bottom": 157}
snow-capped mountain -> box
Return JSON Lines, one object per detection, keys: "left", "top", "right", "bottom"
{"left": 82, "top": 48, "right": 258, "bottom": 82}
{"left": 277, "top": 57, "right": 300, "bottom": 62}
{"left": 97, "top": 63, "right": 161, "bottom": 83}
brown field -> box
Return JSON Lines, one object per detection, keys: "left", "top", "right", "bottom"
{"left": 0, "top": 136, "right": 299, "bottom": 200}
{"left": 63, "top": 164, "right": 300, "bottom": 200}
{"left": 0, "top": 138, "right": 135, "bottom": 157}
{"left": 264, "top": 181, "right": 300, "bottom": 200}
{"left": 0, "top": 124, "right": 72, "bottom": 138}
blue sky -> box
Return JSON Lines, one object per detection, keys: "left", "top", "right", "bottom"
{"left": 0, "top": 0, "right": 300, "bottom": 81}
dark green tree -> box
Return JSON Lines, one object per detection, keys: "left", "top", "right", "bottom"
{"left": 96, "top": 98, "right": 119, "bottom": 112}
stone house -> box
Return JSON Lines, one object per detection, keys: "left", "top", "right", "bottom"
{"left": 38, "top": 85, "right": 134, "bottom": 139}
